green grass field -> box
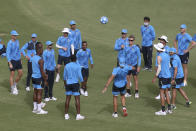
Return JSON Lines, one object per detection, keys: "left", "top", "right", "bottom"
{"left": 0, "top": 0, "right": 196, "bottom": 130}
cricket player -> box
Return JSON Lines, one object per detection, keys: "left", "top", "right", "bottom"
{"left": 76, "top": 41, "right": 93, "bottom": 97}
{"left": 0, "top": 38, "right": 6, "bottom": 57}
{"left": 6, "top": 30, "right": 23, "bottom": 95}
{"left": 21, "top": 33, "right": 37, "bottom": 91}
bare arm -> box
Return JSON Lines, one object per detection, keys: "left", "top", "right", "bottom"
{"left": 184, "top": 41, "right": 196, "bottom": 53}
{"left": 152, "top": 56, "right": 161, "bottom": 83}
{"left": 174, "top": 39, "right": 178, "bottom": 53}
{"left": 38, "top": 59, "right": 47, "bottom": 81}
{"left": 102, "top": 75, "right": 115, "bottom": 93}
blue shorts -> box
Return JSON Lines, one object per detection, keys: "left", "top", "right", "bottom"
{"left": 65, "top": 83, "right": 80, "bottom": 96}
{"left": 32, "top": 77, "right": 42, "bottom": 89}
{"left": 172, "top": 77, "right": 184, "bottom": 89}
{"left": 159, "top": 78, "right": 171, "bottom": 89}
{"left": 112, "top": 84, "right": 126, "bottom": 96}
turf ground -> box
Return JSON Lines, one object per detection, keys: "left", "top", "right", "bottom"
{"left": 0, "top": 0, "right": 196, "bottom": 131}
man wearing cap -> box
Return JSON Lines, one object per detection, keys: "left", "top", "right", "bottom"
{"left": 0, "top": 38, "right": 6, "bottom": 57}
{"left": 174, "top": 24, "right": 196, "bottom": 86}
{"left": 43, "top": 41, "right": 57, "bottom": 102}
{"left": 169, "top": 47, "right": 192, "bottom": 110}
{"left": 55, "top": 28, "right": 73, "bottom": 82}
{"left": 140, "top": 16, "right": 155, "bottom": 71}
{"left": 102, "top": 58, "right": 135, "bottom": 118}
{"left": 69, "top": 20, "right": 82, "bottom": 54}
{"left": 114, "top": 29, "right": 129, "bottom": 65}
{"left": 21, "top": 33, "right": 37, "bottom": 91}
{"left": 152, "top": 43, "right": 172, "bottom": 116}
{"left": 6, "top": 30, "right": 23, "bottom": 95}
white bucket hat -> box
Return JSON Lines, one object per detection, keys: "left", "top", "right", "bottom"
{"left": 154, "top": 43, "right": 166, "bottom": 52}
{"left": 62, "top": 28, "right": 71, "bottom": 33}
{"left": 158, "top": 35, "right": 168, "bottom": 43}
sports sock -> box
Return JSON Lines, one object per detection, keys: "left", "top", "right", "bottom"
{"left": 161, "top": 106, "right": 165, "bottom": 112}
{"left": 33, "top": 102, "right": 37, "bottom": 110}
{"left": 37, "top": 103, "right": 42, "bottom": 112}
{"left": 114, "top": 112, "right": 117, "bottom": 114}
{"left": 127, "top": 89, "right": 130, "bottom": 94}
{"left": 168, "top": 104, "right": 171, "bottom": 110}
{"left": 135, "top": 90, "right": 139, "bottom": 94}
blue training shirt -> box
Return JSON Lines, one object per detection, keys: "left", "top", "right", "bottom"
{"left": 192, "top": 34, "right": 196, "bottom": 42}
{"left": 76, "top": 48, "right": 93, "bottom": 69}
{"left": 170, "top": 54, "right": 184, "bottom": 79}
{"left": 159, "top": 52, "right": 171, "bottom": 78}
{"left": 6, "top": 39, "right": 21, "bottom": 62}
{"left": 176, "top": 33, "right": 192, "bottom": 55}
{"left": 43, "top": 49, "right": 56, "bottom": 71}
{"left": 32, "top": 55, "right": 42, "bottom": 78}
{"left": 64, "top": 62, "right": 83, "bottom": 85}
{"left": 114, "top": 37, "right": 129, "bottom": 59}
{"left": 125, "top": 45, "right": 141, "bottom": 66}
{"left": 69, "top": 29, "right": 82, "bottom": 50}
{"left": 140, "top": 25, "right": 155, "bottom": 47}
{"left": 155, "top": 45, "right": 170, "bottom": 67}
{"left": 112, "top": 65, "right": 132, "bottom": 88}
{"left": 21, "top": 40, "right": 36, "bottom": 62}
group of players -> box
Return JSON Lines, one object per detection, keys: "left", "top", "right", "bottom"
{"left": 1, "top": 16, "right": 196, "bottom": 119}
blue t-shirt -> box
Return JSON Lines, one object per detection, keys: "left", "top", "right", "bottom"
{"left": 20, "top": 40, "right": 36, "bottom": 62}
{"left": 114, "top": 37, "right": 129, "bottom": 59}
{"left": 6, "top": 40, "right": 21, "bottom": 62}
{"left": 32, "top": 55, "right": 42, "bottom": 78}
{"left": 112, "top": 66, "right": 132, "bottom": 88}
{"left": 69, "top": 29, "right": 82, "bottom": 50}
{"left": 140, "top": 25, "right": 155, "bottom": 47}
{"left": 76, "top": 48, "right": 93, "bottom": 69}
{"left": 64, "top": 62, "right": 83, "bottom": 85}
{"left": 125, "top": 45, "right": 141, "bottom": 66}
{"left": 43, "top": 49, "right": 56, "bottom": 71}
{"left": 155, "top": 45, "right": 170, "bottom": 67}
{"left": 170, "top": 54, "right": 184, "bottom": 79}
{"left": 176, "top": 33, "right": 192, "bottom": 55}
{"left": 159, "top": 52, "right": 171, "bottom": 78}
{"left": 56, "top": 36, "right": 72, "bottom": 57}
{"left": 192, "top": 34, "right": 196, "bottom": 42}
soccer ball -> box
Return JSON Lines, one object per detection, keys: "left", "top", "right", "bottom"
{"left": 100, "top": 16, "right": 108, "bottom": 24}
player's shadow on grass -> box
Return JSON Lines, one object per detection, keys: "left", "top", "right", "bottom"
{"left": 97, "top": 104, "right": 113, "bottom": 114}
{"left": 56, "top": 102, "right": 76, "bottom": 116}
{"left": 0, "top": 79, "right": 10, "bottom": 92}
{"left": 24, "top": 91, "right": 33, "bottom": 110}
{"left": 189, "top": 77, "right": 196, "bottom": 88}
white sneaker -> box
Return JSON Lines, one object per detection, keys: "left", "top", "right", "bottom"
{"left": 135, "top": 93, "right": 139, "bottom": 99}
{"left": 76, "top": 114, "right": 85, "bottom": 120}
{"left": 44, "top": 98, "right": 50, "bottom": 102}
{"left": 32, "top": 109, "right": 38, "bottom": 113}
{"left": 50, "top": 97, "right": 57, "bottom": 101}
{"left": 26, "top": 87, "right": 30, "bottom": 92}
{"left": 112, "top": 113, "right": 118, "bottom": 118}
{"left": 12, "top": 88, "right": 18, "bottom": 95}
{"left": 55, "top": 74, "right": 60, "bottom": 82}
{"left": 166, "top": 109, "right": 172, "bottom": 114}
{"left": 155, "top": 94, "right": 160, "bottom": 100}
{"left": 184, "top": 80, "right": 187, "bottom": 86}
{"left": 41, "top": 102, "right": 46, "bottom": 108}
{"left": 125, "top": 93, "right": 131, "bottom": 98}
{"left": 84, "top": 91, "right": 88, "bottom": 97}
{"left": 36, "top": 109, "right": 48, "bottom": 114}
{"left": 64, "top": 114, "right": 70, "bottom": 120}
{"left": 80, "top": 88, "right": 85, "bottom": 96}
{"left": 155, "top": 110, "right": 166, "bottom": 116}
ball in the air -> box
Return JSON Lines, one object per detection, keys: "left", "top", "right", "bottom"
{"left": 100, "top": 16, "right": 108, "bottom": 24}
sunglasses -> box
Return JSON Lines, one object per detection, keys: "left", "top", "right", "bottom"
{"left": 129, "top": 39, "right": 134, "bottom": 41}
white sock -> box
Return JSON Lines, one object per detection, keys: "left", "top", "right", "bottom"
{"left": 14, "top": 82, "right": 17, "bottom": 87}
{"left": 33, "top": 102, "right": 37, "bottom": 110}
{"left": 11, "top": 85, "right": 15, "bottom": 90}
{"left": 123, "top": 107, "right": 126, "bottom": 110}
{"left": 37, "top": 103, "right": 42, "bottom": 111}
{"left": 77, "top": 114, "right": 80, "bottom": 116}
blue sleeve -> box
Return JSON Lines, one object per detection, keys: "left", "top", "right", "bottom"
{"left": 21, "top": 43, "right": 28, "bottom": 56}
{"left": 112, "top": 68, "right": 117, "bottom": 76}
{"left": 53, "top": 50, "right": 56, "bottom": 67}
{"left": 172, "top": 60, "right": 178, "bottom": 68}
{"left": 56, "top": 37, "right": 61, "bottom": 45}
{"left": 6, "top": 41, "right": 11, "bottom": 62}
{"left": 151, "top": 26, "right": 155, "bottom": 41}
{"left": 175, "top": 34, "right": 179, "bottom": 41}
{"left": 63, "top": 67, "right": 67, "bottom": 81}
{"left": 114, "top": 39, "right": 121, "bottom": 51}
{"left": 89, "top": 49, "right": 93, "bottom": 64}
{"left": 78, "top": 31, "right": 82, "bottom": 48}
{"left": 43, "top": 51, "right": 47, "bottom": 70}
{"left": 78, "top": 66, "right": 83, "bottom": 82}
{"left": 136, "top": 47, "right": 141, "bottom": 66}
{"left": 186, "top": 34, "right": 192, "bottom": 43}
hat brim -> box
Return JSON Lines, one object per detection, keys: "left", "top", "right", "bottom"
{"left": 62, "top": 31, "right": 71, "bottom": 34}
{"left": 154, "top": 44, "right": 165, "bottom": 52}
{"left": 11, "top": 33, "right": 19, "bottom": 36}
{"left": 158, "top": 38, "right": 168, "bottom": 43}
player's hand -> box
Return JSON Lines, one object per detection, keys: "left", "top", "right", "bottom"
{"left": 44, "top": 74, "right": 48, "bottom": 81}
{"left": 152, "top": 77, "right": 157, "bottom": 83}
{"left": 63, "top": 47, "right": 67, "bottom": 51}
{"left": 91, "top": 64, "right": 94, "bottom": 69}
{"left": 121, "top": 44, "right": 125, "bottom": 49}
{"left": 171, "top": 79, "right": 175, "bottom": 85}
{"left": 183, "top": 49, "right": 189, "bottom": 54}
{"left": 44, "top": 80, "right": 48, "bottom": 87}
{"left": 132, "top": 66, "right": 136, "bottom": 70}
{"left": 102, "top": 87, "right": 107, "bottom": 94}
{"left": 25, "top": 56, "right": 30, "bottom": 60}
{"left": 137, "top": 67, "right": 141, "bottom": 73}
{"left": 9, "top": 62, "right": 13, "bottom": 69}
{"left": 31, "top": 53, "right": 34, "bottom": 57}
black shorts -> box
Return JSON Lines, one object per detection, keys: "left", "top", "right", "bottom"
{"left": 57, "top": 55, "right": 70, "bottom": 65}
{"left": 65, "top": 83, "right": 80, "bottom": 96}
{"left": 82, "top": 68, "right": 89, "bottom": 78}
{"left": 172, "top": 77, "right": 184, "bottom": 88}
{"left": 112, "top": 84, "right": 126, "bottom": 96}
{"left": 159, "top": 78, "right": 171, "bottom": 89}
{"left": 8, "top": 60, "right": 22, "bottom": 71}
{"left": 179, "top": 52, "right": 189, "bottom": 64}
{"left": 127, "top": 65, "right": 137, "bottom": 76}
{"left": 32, "top": 77, "right": 42, "bottom": 85}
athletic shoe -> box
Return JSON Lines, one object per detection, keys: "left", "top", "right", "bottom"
{"left": 125, "top": 93, "right": 131, "bottom": 98}
{"left": 44, "top": 98, "right": 50, "bottom": 102}
{"left": 186, "top": 101, "right": 192, "bottom": 106}
{"left": 26, "top": 87, "right": 30, "bottom": 92}
{"left": 155, "top": 110, "right": 166, "bottom": 116}
{"left": 143, "top": 67, "right": 148, "bottom": 71}
{"left": 130, "top": 82, "right": 132, "bottom": 87}
{"left": 155, "top": 94, "right": 160, "bottom": 100}
{"left": 64, "top": 114, "right": 70, "bottom": 120}
{"left": 184, "top": 80, "right": 188, "bottom": 86}
{"left": 171, "top": 104, "right": 177, "bottom": 110}
{"left": 55, "top": 74, "right": 60, "bottom": 82}
{"left": 12, "top": 88, "right": 18, "bottom": 95}
{"left": 36, "top": 109, "right": 48, "bottom": 114}
{"left": 135, "top": 93, "right": 139, "bottom": 99}
{"left": 32, "top": 109, "right": 38, "bottom": 113}
{"left": 41, "top": 102, "right": 46, "bottom": 108}
{"left": 76, "top": 114, "right": 85, "bottom": 120}
{"left": 50, "top": 97, "right": 57, "bottom": 101}
{"left": 80, "top": 88, "right": 85, "bottom": 96}
{"left": 123, "top": 108, "right": 128, "bottom": 117}
{"left": 84, "top": 91, "right": 88, "bottom": 97}
{"left": 112, "top": 113, "right": 118, "bottom": 118}
{"left": 148, "top": 68, "right": 152, "bottom": 72}
{"left": 166, "top": 109, "right": 172, "bottom": 114}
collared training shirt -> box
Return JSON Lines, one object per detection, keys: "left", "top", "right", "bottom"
{"left": 112, "top": 65, "right": 132, "bottom": 88}
{"left": 21, "top": 40, "right": 36, "bottom": 62}
{"left": 140, "top": 25, "right": 155, "bottom": 47}
{"left": 6, "top": 39, "right": 21, "bottom": 62}
{"left": 114, "top": 37, "right": 129, "bottom": 59}
{"left": 76, "top": 48, "right": 93, "bottom": 69}
{"left": 56, "top": 36, "right": 72, "bottom": 57}
{"left": 43, "top": 49, "right": 56, "bottom": 71}
{"left": 170, "top": 54, "right": 184, "bottom": 79}
{"left": 176, "top": 33, "right": 192, "bottom": 55}
{"left": 69, "top": 29, "right": 82, "bottom": 50}
{"left": 159, "top": 52, "right": 171, "bottom": 78}
{"left": 125, "top": 45, "right": 141, "bottom": 66}
{"left": 64, "top": 62, "right": 83, "bottom": 85}
{"left": 32, "top": 55, "right": 42, "bottom": 78}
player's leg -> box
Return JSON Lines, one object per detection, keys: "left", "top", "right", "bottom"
{"left": 9, "top": 71, "right": 15, "bottom": 94}
{"left": 155, "top": 88, "right": 166, "bottom": 115}
{"left": 26, "top": 61, "right": 32, "bottom": 91}
{"left": 133, "top": 75, "right": 139, "bottom": 98}
{"left": 113, "top": 96, "right": 118, "bottom": 116}
{"left": 182, "top": 64, "right": 188, "bottom": 85}
{"left": 171, "top": 87, "right": 177, "bottom": 109}
{"left": 49, "top": 71, "right": 56, "bottom": 101}
{"left": 147, "top": 46, "right": 153, "bottom": 71}
{"left": 14, "top": 60, "right": 23, "bottom": 86}
{"left": 120, "top": 87, "right": 127, "bottom": 116}
{"left": 142, "top": 46, "right": 148, "bottom": 70}
{"left": 125, "top": 74, "right": 132, "bottom": 97}
{"left": 178, "top": 88, "right": 191, "bottom": 106}
{"left": 32, "top": 88, "right": 38, "bottom": 113}
{"left": 56, "top": 55, "right": 63, "bottom": 82}
{"left": 65, "top": 95, "right": 71, "bottom": 114}
{"left": 36, "top": 87, "right": 48, "bottom": 114}
{"left": 165, "top": 88, "right": 172, "bottom": 113}
{"left": 44, "top": 70, "right": 49, "bottom": 102}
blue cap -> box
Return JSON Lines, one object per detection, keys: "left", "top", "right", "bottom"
{"left": 180, "top": 24, "right": 187, "bottom": 29}
{"left": 10, "top": 30, "right": 19, "bottom": 36}
{"left": 169, "top": 47, "right": 177, "bottom": 53}
{"left": 31, "top": 33, "right": 37, "bottom": 38}
{"left": 70, "top": 20, "right": 76, "bottom": 25}
{"left": 46, "top": 41, "right": 53, "bottom": 46}
{"left": 119, "top": 57, "right": 126, "bottom": 67}
{"left": 121, "top": 29, "right": 128, "bottom": 34}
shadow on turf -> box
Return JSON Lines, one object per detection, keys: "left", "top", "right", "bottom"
{"left": 24, "top": 91, "right": 33, "bottom": 110}
{"left": 189, "top": 77, "right": 196, "bottom": 88}
{"left": 97, "top": 104, "right": 113, "bottom": 114}
{"left": 0, "top": 79, "right": 10, "bottom": 92}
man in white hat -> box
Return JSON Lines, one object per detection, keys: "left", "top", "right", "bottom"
{"left": 152, "top": 43, "right": 172, "bottom": 116}
{"left": 55, "top": 28, "right": 73, "bottom": 82}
